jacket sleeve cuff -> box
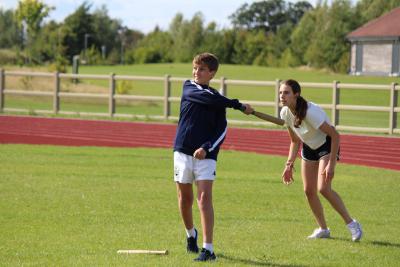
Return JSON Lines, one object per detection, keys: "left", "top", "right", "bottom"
{"left": 231, "top": 99, "right": 244, "bottom": 110}
{"left": 201, "top": 142, "right": 212, "bottom": 152}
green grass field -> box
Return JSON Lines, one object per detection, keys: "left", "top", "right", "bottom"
{"left": 3, "top": 64, "right": 400, "bottom": 131}
{"left": 1, "top": 144, "right": 399, "bottom": 266}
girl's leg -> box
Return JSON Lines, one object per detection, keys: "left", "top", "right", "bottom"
{"left": 317, "top": 156, "right": 353, "bottom": 224}
{"left": 302, "top": 159, "right": 328, "bottom": 229}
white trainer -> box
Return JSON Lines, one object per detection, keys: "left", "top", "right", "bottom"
{"left": 307, "top": 228, "right": 331, "bottom": 239}
{"left": 348, "top": 220, "right": 363, "bottom": 242}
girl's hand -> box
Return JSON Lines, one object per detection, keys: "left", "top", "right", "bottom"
{"left": 322, "top": 162, "right": 335, "bottom": 182}
{"left": 282, "top": 165, "right": 294, "bottom": 185}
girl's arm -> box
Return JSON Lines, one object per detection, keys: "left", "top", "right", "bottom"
{"left": 319, "top": 122, "right": 340, "bottom": 181}
{"left": 282, "top": 127, "right": 301, "bottom": 185}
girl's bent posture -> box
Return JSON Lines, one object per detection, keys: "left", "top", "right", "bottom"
{"left": 279, "top": 79, "right": 362, "bottom": 242}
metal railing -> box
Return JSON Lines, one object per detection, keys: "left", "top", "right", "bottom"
{"left": 0, "top": 69, "right": 398, "bottom": 134}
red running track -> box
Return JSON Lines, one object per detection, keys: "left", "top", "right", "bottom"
{"left": 1, "top": 115, "right": 399, "bottom": 171}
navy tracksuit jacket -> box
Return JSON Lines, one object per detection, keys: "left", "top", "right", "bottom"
{"left": 173, "top": 80, "right": 245, "bottom": 161}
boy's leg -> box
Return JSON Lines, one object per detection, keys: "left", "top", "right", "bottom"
{"left": 174, "top": 151, "right": 200, "bottom": 251}
{"left": 192, "top": 158, "right": 216, "bottom": 261}
{"left": 196, "top": 180, "right": 214, "bottom": 246}
{"left": 176, "top": 182, "right": 199, "bottom": 253}
{"left": 194, "top": 180, "right": 217, "bottom": 261}
{"left": 176, "top": 182, "right": 194, "bottom": 230}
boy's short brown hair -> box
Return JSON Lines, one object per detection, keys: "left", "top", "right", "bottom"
{"left": 193, "top": 53, "right": 219, "bottom": 72}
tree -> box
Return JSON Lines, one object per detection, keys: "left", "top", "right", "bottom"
{"left": 32, "top": 20, "right": 62, "bottom": 62}
{"left": 228, "top": 0, "right": 312, "bottom": 67}
{"left": 267, "top": 22, "right": 295, "bottom": 66}
{"left": 286, "top": 1, "right": 313, "bottom": 25}
{"left": 200, "top": 23, "right": 236, "bottom": 64}
{"left": 168, "top": 13, "right": 189, "bottom": 62}
{"left": 232, "top": 30, "right": 269, "bottom": 65}
{"left": 92, "top": 5, "right": 123, "bottom": 62}
{"left": 355, "top": 0, "right": 400, "bottom": 25}
{"left": 303, "top": 0, "right": 357, "bottom": 72}
{"left": 14, "top": 0, "right": 53, "bottom": 63}
{"left": 168, "top": 12, "right": 205, "bottom": 62}
{"left": 188, "top": 12, "right": 205, "bottom": 56}
{"left": 132, "top": 28, "right": 173, "bottom": 63}
{"left": 290, "top": 11, "right": 316, "bottom": 65}
{"left": 0, "top": 8, "right": 19, "bottom": 49}
{"left": 169, "top": 13, "right": 184, "bottom": 40}
{"left": 229, "top": 0, "right": 287, "bottom": 32}
{"left": 61, "top": 2, "right": 94, "bottom": 62}
{"left": 118, "top": 28, "right": 144, "bottom": 64}
{"left": 215, "top": 30, "right": 237, "bottom": 64}
{"left": 229, "top": 0, "right": 311, "bottom": 33}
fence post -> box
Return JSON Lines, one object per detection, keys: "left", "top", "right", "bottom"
{"left": 53, "top": 71, "right": 60, "bottom": 114}
{"left": 389, "top": 82, "right": 398, "bottom": 134}
{"left": 109, "top": 73, "right": 115, "bottom": 117}
{"left": 332, "top": 80, "right": 340, "bottom": 126}
{"left": 274, "top": 79, "right": 281, "bottom": 117}
{"left": 164, "top": 74, "right": 171, "bottom": 120}
{"left": 219, "top": 77, "right": 227, "bottom": 96}
{"left": 0, "top": 69, "right": 4, "bottom": 112}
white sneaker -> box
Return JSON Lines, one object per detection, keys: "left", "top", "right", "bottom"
{"left": 307, "top": 228, "right": 331, "bottom": 239}
{"left": 348, "top": 220, "right": 362, "bottom": 242}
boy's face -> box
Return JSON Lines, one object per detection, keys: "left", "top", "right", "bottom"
{"left": 192, "top": 62, "right": 216, "bottom": 85}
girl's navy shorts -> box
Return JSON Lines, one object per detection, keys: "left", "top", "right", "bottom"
{"left": 301, "top": 136, "right": 340, "bottom": 161}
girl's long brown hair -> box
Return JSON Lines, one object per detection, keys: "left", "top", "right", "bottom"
{"left": 284, "top": 79, "right": 308, "bottom": 128}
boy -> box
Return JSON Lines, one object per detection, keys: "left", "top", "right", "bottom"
{"left": 173, "top": 52, "right": 253, "bottom": 261}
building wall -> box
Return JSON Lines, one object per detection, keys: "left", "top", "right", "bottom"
{"left": 393, "top": 40, "right": 400, "bottom": 75}
{"left": 349, "top": 40, "right": 396, "bottom": 75}
{"left": 350, "top": 44, "right": 356, "bottom": 72}
{"left": 363, "top": 42, "right": 392, "bottom": 73}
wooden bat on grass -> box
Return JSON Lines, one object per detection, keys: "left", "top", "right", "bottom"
{"left": 117, "top": 249, "right": 168, "bottom": 255}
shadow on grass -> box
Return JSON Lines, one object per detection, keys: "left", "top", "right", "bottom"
{"left": 330, "top": 237, "right": 400, "bottom": 248}
{"left": 329, "top": 237, "right": 354, "bottom": 242}
{"left": 370, "top": 240, "right": 400, "bottom": 248}
{"left": 218, "top": 253, "right": 307, "bottom": 267}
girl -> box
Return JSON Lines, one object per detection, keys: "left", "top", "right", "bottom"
{"left": 279, "top": 79, "right": 362, "bottom": 241}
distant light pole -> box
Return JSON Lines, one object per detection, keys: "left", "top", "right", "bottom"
{"left": 22, "top": 21, "right": 29, "bottom": 64}
{"left": 101, "top": 45, "right": 106, "bottom": 60}
{"left": 118, "top": 28, "right": 126, "bottom": 65}
{"left": 84, "top": 33, "right": 91, "bottom": 63}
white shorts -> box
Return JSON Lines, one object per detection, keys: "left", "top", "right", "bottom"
{"left": 174, "top": 151, "right": 217, "bottom": 184}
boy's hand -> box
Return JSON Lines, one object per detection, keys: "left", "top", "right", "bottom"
{"left": 242, "top": 104, "right": 254, "bottom": 115}
{"left": 193, "top": 148, "right": 206, "bottom": 160}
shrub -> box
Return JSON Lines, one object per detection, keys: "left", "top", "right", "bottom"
{"left": 116, "top": 80, "right": 133, "bottom": 95}
{"left": 47, "top": 55, "right": 69, "bottom": 73}
{"left": 0, "top": 49, "right": 18, "bottom": 65}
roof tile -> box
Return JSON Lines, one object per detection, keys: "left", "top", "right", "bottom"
{"left": 347, "top": 7, "right": 400, "bottom": 38}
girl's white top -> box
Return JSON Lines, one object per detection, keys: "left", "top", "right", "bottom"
{"left": 280, "top": 102, "right": 332, "bottom": 149}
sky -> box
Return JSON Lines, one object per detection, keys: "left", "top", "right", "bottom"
{"left": 0, "top": 0, "right": 358, "bottom": 33}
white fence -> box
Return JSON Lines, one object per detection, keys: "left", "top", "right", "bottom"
{"left": 0, "top": 69, "right": 399, "bottom": 134}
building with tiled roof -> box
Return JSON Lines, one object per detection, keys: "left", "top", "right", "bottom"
{"left": 347, "top": 7, "right": 400, "bottom": 76}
